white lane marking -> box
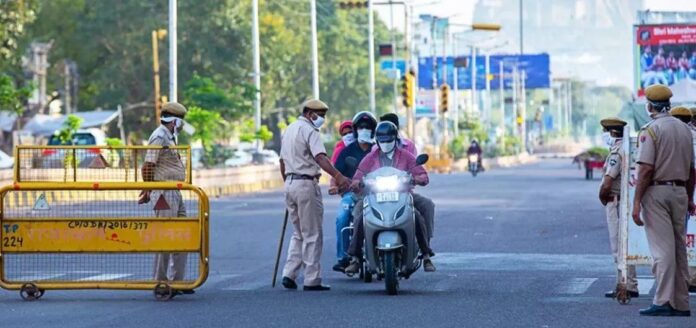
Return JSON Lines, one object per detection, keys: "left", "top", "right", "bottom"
{"left": 11, "top": 273, "right": 65, "bottom": 281}
{"left": 77, "top": 273, "right": 132, "bottom": 281}
{"left": 436, "top": 252, "right": 614, "bottom": 272}
{"left": 637, "top": 278, "right": 654, "bottom": 296}
{"left": 557, "top": 278, "right": 597, "bottom": 295}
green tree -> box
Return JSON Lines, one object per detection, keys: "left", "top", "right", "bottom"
{"left": 0, "top": 73, "right": 32, "bottom": 119}
{"left": 185, "top": 106, "right": 222, "bottom": 152}
{"left": 54, "top": 114, "right": 83, "bottom": 144}
{"left": 182, "top": 73, "right": 255, "bottom": 120}
{"left": 0, "top": 0, "right": 36, "bottom": 72}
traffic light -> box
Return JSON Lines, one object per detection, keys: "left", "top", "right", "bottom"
{"left": 338, "top": 1, "right": 368, "bottom": 9}
{"left": 401, "top": 70, "right": 415, "bottom": 108}
{"left": 440, "top": 84, "right": 450, "bottom": 113}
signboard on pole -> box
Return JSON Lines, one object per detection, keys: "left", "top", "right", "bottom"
{"left": 380, "top": 59, "right": 407, "bottom": 77}
{"left": 415, "top": 90, "right": 436, "bottom": 118}
{"left": 417, "top": 53, "right": 550, "bottom": 90}
{"left": 634, "top": 24, "right": 696, "bottom": 97}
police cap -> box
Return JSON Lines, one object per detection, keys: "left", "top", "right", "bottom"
{"left": 302, "top": 99, "right": 329, "bottom": 112}
{"left": 670, "top": 106, "right": 692, "bottom": 118}
{"left": 600, "top": 117, "right": 627, "bottom": 130}
{"left": 161, "top": 102, "right": 187, "bottom": 118}
{"left": 644, "top": 84, "right": 672, "bottom": 103}
{"left": 690, "top": 107, "right": 696, "bottom": 117}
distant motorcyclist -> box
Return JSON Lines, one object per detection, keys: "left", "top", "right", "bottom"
{"left": 331, "top": 111, "right": 377, "bottom": 272}
{"left": 467, "top": 140, "right": 484, "bottom": 170}
{"left": 344, "top": 121, "right": 435, "bottom": 274}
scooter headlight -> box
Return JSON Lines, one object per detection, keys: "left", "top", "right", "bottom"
{"left": 374, "top": 175, "right": 400, "bottom": 192}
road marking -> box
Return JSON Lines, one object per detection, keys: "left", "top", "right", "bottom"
{"left": 637, "top": 278, "right": 654, "bottom": 296}
{"left": 436, "top": 252, "right": 614, "bottom": 272}
{"left": 11, "top": 273, "right": 65, "bottom": 281}
{"left": 557, "top": 278, "right": 597, "bottom": 295}
{"left": 77, "top": 273, "right": 132, "bottom": 281}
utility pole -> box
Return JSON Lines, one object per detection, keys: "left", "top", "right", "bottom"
{"left": 470, "top": 46, "right": 477, "bottom": 115}
{"left": 368, "top": 0, "right": 376, "bottom": 113}
{"left": 405, "top": 4, "right": 414, "bottom": 139}
{"left": 152, "top": 30, "right": 165, "bottom": 122}
{"left": 390, "top": 0, "right": 398, "bottom": 113}
{"left": 310, "top": 0, "right": 320, "bottom": 99}
{"left": 519, "top": 0, "right": 524, "bottom": 54}
{"left": 64, "top": 60, "right": 72, "bottom": 114}
{"left": 168, "top": 0, "right": 177, "bottom": 103}
{"left": 499, "top": 60, "right": 505, "bottom": 149}
{"left": 252, "top": 0, "right": 262, "bottom": 150}
{"left": 453, "top": 36, "right": 459, "bottom": 136}
{"left": 484, "top": 52, "right": 491, "bottom": 123}
{"left": 521, "top": 70, "right": 527, "bottom": 152}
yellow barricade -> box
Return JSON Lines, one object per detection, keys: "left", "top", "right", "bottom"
{"left": 13, "top": 145, "right": 193, "bottom": 184}
{"left": 0, "top": 182, "right": 209, "bottom": 301}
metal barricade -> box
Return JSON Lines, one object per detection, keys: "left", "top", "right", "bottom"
{"left": 0, "top": 182, "right": 209, "bottom": 301}
{"left": 14, "top": 146, "right": 192, "bottom": 184}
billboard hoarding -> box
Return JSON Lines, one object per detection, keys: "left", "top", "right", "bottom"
{"left": 634, "top": 24, "right": 696, "bottom": 97}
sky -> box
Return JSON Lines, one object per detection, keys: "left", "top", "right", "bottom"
{"left": 376, "top": 0, "right": 696, "bottom": 33}
{"left": 374, "top": 0, "right": 696, "bottom": 88}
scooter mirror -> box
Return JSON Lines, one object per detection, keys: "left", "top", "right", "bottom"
{"left": 345, "top": 156, "right": 359, "bottom": 169}
{"left": 416, "top": 154, "right": 429, "bottom": 166}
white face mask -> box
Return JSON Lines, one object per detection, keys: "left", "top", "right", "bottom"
{"left": 342, "top": 134, "right": 356, "bottom": 145}
{"left": 379, "top": 141, "right": 396, "bottom": 154}
{"left": 645, "top": 103, "right": 653, "bottom": 118}
{"left": 181, "top": 120, "right": 196, "bottom": 135}
{"left": 357, "top": 129, "right": 373, "bottom": 143}
{"left": 311, "top": 114, "right": 325, "bottom": 129}
{"left": 602, "top": 132, "right": 614, "bottom": 146}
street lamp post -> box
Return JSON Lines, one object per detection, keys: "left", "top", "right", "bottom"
{"left": 368, "top": 0, "right": 376, "bottom": 113}
{"left": 310, "top": 0, "right": 320, "bottom": 99}
{"left": 168, "top": 0, "right": 177, "bottom": 103}
{"left": 151, "top": 29, "right": 167, "bottom": 123}
{"left": 252, "top": 0, "right": 262, "bottom": 151}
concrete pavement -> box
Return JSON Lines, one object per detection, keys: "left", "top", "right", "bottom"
{"left": 0, "top": 159, "right": 693, "bottom": 327}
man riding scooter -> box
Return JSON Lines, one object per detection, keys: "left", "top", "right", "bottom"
{"left": 331, "top": 112, "right": 378, "bottom": 272}
{"left": 345, "top": 121, "right": 435, "bottom": 274}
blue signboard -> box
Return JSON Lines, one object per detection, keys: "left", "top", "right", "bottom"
{"left": 380, "top": 59, "right": 407, "bottom": 76}
{"left": 417, "top": 53, "right": 551, "bottom": 90}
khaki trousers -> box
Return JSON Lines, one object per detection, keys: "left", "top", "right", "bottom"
{"left": 153, "top": 190, "right": 188, "bottom": 281}
{"left": 605, "top": 199, "right": 638, "bottom": 292}
{"left": 282, "top": 178, "right": 324, "bottom": 287}
{"left": 642, "top": 186, "right": 690, "bottom": 311}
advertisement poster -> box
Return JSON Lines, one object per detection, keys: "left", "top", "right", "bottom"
{"left": 634, "top": 24, "right": 696, "bottom": 96}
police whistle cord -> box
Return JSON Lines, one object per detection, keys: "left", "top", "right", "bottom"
{"left": 272, "top": 209, "right": 290, "bottom": 288}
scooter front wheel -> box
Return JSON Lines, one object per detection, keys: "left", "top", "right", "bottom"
{"left": 384, "top": 251, "right": 398, "bottom": 295}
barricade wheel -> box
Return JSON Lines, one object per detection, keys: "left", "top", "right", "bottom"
{"left": 154, "top": 283, "right": 174, "bottom": 301}
{"left": 20, "top": 283, "right": 44, "bottom": 301}
{"left": 615, "top": 284, "right": 631, "bottom": 305}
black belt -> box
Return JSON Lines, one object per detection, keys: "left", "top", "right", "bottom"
{"left": 288, "top": 174, "right": 320, "bottom": 181}
{"left": 652, "top": 180, "right": 686, "bottom": 187}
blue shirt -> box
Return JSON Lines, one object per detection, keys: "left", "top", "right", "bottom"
{"left": 335, "top": 141, "right": 373, "bottom": 179}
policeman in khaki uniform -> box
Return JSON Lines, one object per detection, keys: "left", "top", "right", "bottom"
{"left": 139, "top": 102, "right": 193, "bottom": 295}
{"left": 633, "top": 85, "right": 694, "bottom": 316}
{"left": 598, "top": 117, "right": 639, "bottom": 299}
{"left": 672, "top": 107, "right": 696, "bottom": 293}
{"left": 279, "top": 99, "right": 351, "bottom": 291}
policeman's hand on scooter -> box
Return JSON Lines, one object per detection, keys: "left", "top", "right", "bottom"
{"left": 334, "top": 173, "right": 351, "bottom": 193}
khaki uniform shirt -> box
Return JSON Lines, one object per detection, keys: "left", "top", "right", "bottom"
{"left": 637, "top": 112, "right": 694, "bottom": 182}
{"left": 603, "top": 138, "right": 623, "bottom": 195}
{"left": 280, "top": 116, "right": 327, "bottom": 177}
{"left": 145, "top": 125, "right": 186, "bottom": 181}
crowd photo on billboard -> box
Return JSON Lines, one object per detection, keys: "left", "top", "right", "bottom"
{"left": 635, "top": 24, "right": 696, "bottom": 95}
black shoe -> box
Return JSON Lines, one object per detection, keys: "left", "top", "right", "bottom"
{"left": 345, "top": 260, "right": 360, "bottom": 274}
{"left": 282, "top": 277, "right": 297, "bottom": 290}
{"left": 671, "top": 309, "right": 692, "bottom": 317}
{"left": 332, "top": 259, "right": 350, "bottom": 273}
{"left": 178, "top": 289, "right": 195, "bottom": 295}
{"left": 689, "top": 285, "right": 696, "bottom": 293}
{"left": 303, "top": 284, "right": 331, "bottom": 291}
{"left": 423, "top": 259, "right": 436, "bottom": 272}
{"left": 605, "top": 290, "right": 639, "bottom": 298}
{"left": 640, "top": 304, "right": 673, "bottom": 316}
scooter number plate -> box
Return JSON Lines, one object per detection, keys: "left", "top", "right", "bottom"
{"left": 376, "top": 192, "right": 399, "bottom": 203}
